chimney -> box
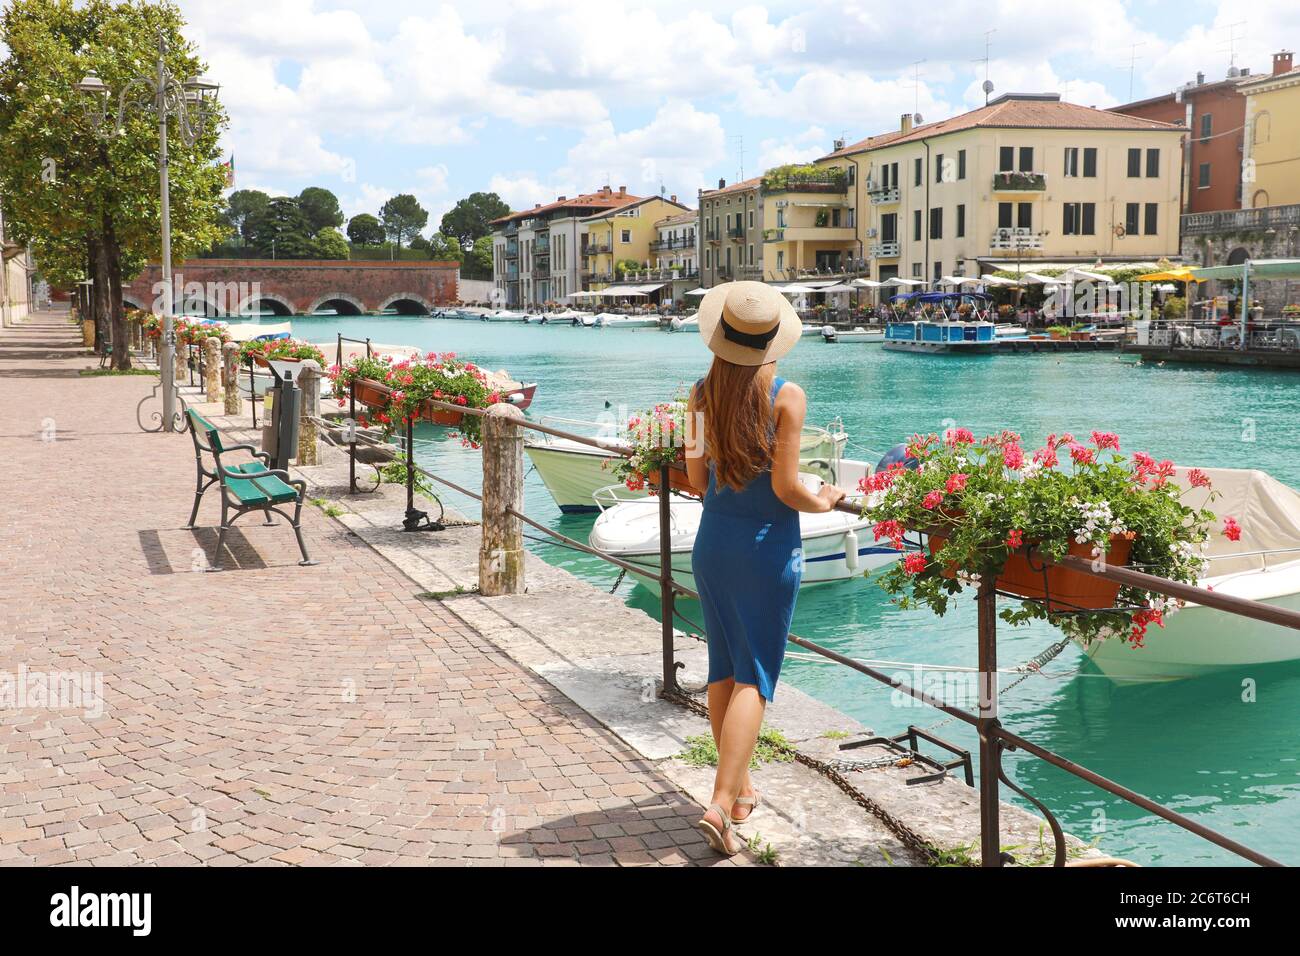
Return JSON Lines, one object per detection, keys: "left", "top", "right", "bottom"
{"left": 618, "top": 185, "right": 627, "bottom": 195}
{"left": 718, "top": 178, "right": 726, "bottom": 189}
{"left": 900, "top": 113, "right": 912, "bottom": 134}
{"left": 534, "top": 203, "right": 541, "bottom": 209}
{"left": 670, "top": 194, "right": 677, "bottom": 203}
{"left": 558, "top": 196, "right": 566, "bottom": 201}
{"left": 1196, "top": 71, "right": 1204, "bottom": 84}
{"left": 1273, "top": 50, "right": 1294, "bottom": 75}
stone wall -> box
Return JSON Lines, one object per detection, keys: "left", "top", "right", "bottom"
{"left": 1180, "top": 204, "right": 1300, "bottom": 312}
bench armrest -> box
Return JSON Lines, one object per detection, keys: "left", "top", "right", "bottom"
{"left": 217, "top": 464, "right": 308, "bottom": 497}
{"left": 221, "top": 444, "right": 272, "bottom": 464}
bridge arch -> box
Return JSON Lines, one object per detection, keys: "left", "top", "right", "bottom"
{"left": 307, "top": 293, "right": 366, "bottom": 316}
{"left": 237, "top": 292, "right": 297, "bottom": 317}
{"left": 378, "top": 293, "right": 432, "bottom": 316}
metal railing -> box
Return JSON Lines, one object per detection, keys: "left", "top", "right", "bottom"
{"left": 333, "top": 392, "right": 1295, "bottom": 867}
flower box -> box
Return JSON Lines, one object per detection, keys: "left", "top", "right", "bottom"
{"left": 353, "top": 377, "right": 464, "bottom": 426}
{"left": 647, "top": 454, "right": 704, "bottom": 498}
{"left": 929, "top": 529, "right": 1132, "bottom": 611}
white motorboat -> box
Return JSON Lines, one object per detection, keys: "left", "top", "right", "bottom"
{"left": 526, "top": 420, "right": 851, "bottom": 514}
{"left": 593, "top": 313, "right": 661, "bottom": 329}
{"left": 1079, "top": 467, "right": 1300, "bottom": 683}
{"left": 995, "top": 324, "right": 1028, "bottom": 338}
{"left": 669, "top": 314, "right": 700, "bottom": 332}
{"left": 482, "top": 309, "right": 529, "bottom": 322}
{"left": 588, "top": 468, "right": 906, "bottom": 594}
{"left": 821, "top": 325, "right": 885, "bottom": 344}
{"left": 535, "top": 309, "right": 589, "bottom": 325}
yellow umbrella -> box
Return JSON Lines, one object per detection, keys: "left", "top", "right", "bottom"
{"left": 1137, "top": 267, "right": 1205, "bottom": 283}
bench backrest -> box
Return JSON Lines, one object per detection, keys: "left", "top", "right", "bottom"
{"left": 186, "top": 408, "right": 225, "bottom": 454}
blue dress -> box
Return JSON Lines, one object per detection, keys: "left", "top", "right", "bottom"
{"left": 691, "top": 377, "right": 801, "bottom": 701}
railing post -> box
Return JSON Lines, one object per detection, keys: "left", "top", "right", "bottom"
{"left": 348, "top": 379, "right": 358, "bottom": 494}
{"left": 479, "top": 403, "right": 525, "bottom": 596}
{"left": 221, "top": 342, "right": 242, "bottom": 415}
{"left": 658, "top": 465, "right": 678, "bottom": 695}
{"left": 247, "top": 358, "right": 258, "bottom": 429}
{"left": 296, "top": 360, "right": 320, "bottom": 465}
{"left": 203, "top": 336, "right": 221, "bottom": 403}
{"left": 174, "top": 341, "right": 188, "bottom": 386}
{"left": 977, "top": 580, "right": 1003, "bottom": 867}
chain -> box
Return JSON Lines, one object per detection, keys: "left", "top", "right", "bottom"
{"left": 920, "top": 638, "right": 1073, "bottom": 734}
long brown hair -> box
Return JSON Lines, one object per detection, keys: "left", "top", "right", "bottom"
{"left": 697, "top": 357, "right": 776, "bottom": 492}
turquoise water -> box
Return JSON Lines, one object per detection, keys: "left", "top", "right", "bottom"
{"left": 241, "top": 314, "right": 1300, "bottom": 866}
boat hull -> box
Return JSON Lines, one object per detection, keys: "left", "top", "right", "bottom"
{"left": 525, "top": 441, "right": 630, "bottom": 513}
{"left": 882, "top": 339, "right": 995, "bottom": 354}
{"left": 1079, "top": 560, "right": 1300, "bottom": 682}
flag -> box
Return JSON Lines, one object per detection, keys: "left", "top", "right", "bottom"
{"left": 221, "top": 155, "right": 235, "bottom": 190}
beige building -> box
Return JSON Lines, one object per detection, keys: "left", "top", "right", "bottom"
{"left": 1240, "top": 50, "right": 1300, "bottom": 209}
{"left": 1, "top": 203, "right": 35, "bottom": 326}
{"left": 698, "top": 177, "right": 763, "bottom": 286}
{"left": 821, "top": 94, "right": 1186, "bottom": 284}
{"left": 580, "top": 194, "right": 690, "bottom": 292}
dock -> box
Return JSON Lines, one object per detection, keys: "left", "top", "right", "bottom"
{"left": 1123, "top": 344, "right": 1300, "bottom": 369}
{"left": 992, "top": 337, "right": 1122, "bottom": 354}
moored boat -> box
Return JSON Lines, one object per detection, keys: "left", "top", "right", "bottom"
{"left": 482, "top": 309, "right": 529, "bottom": 322}
{"left": 593, "top": 313, "right": 660, "bottom": 329}
{"left": 822, "top": 325, "right": 885, "bottom": 344}
{"left": 1079, "top": 467, "right": 1300, "bottom": 682}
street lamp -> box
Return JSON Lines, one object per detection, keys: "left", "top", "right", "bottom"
{"left": 77, "top": 35, "right": 220, "bottom": 433}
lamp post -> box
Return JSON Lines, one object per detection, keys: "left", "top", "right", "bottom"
{"left": 77, "top": 34, "right": 219, "bottom": 433}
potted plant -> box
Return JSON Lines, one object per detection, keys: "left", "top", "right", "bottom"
{"left": 330, "top": 354, "right": 397, "bottom": 407}
{"left": 606, "top": 398, "right": 700, "bottom": 496}
{"left": 239, "top": 338, "right": 327, "bottom": 369}
{"left": 1046, "top": 324, "right": 1071, "bottom": 340}
{"left": 860, "top": 429, "right": 1228, "bottom": 647}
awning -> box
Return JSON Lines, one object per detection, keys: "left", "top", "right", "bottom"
{"left": 886, "top": 278, "right": 927, "bottom": 287}
{"left": 1138, "top": 267, "right": 1204, "bottom": 283}
{"left": 980, "top": 274, "right": 1022, "bottom": 287}
{"left": 684, "top": 288, "right": 708, "bottom": 296}
{"left": 818, "top": 283, "right": 856, "bottom": 293}
{"left": 851, "top": 278, "right": 885, "bottom": 288}
{"left": 1022, "top": 271, "right": 1065, "bottom": 285}
{"left": 779, "top": 284, "right": 817, "bottom": 295}
{"left": 1193, "top": 259, "right": 1300, "bottom": 281}
{"left": 636, "top": 282, "right": 668, "bottom": 293}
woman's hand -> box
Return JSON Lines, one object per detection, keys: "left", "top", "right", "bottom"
{"left": 817, "top": 483, "right": 848, "bottom": 513}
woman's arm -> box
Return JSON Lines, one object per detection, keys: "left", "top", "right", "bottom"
{"left": 684, "top": 386, "right": 709, "bottom": 493}
{"left": 770, "top": 382, "right": 847, "bottom": 514}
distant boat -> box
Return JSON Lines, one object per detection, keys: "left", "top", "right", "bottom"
{"left": 822, "top": 325, "right": 884, "bottom": 344}
{"left": 593, "top": 313, "right": 659, "bottom": 329}
{"left": 669, "top": 314, "right": 700, "bottom": 332}
{"left": 482, "top": 309, "right": 528, "bottom": 322}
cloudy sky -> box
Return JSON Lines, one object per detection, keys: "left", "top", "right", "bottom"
{"left": 171, "top": 0, "right": 1295, "bottom": 233}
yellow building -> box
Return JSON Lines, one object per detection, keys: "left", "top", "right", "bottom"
{"left": 1, "top": 202, "right": 35, "bottom": 327}
{"left": 820, "top": 93, "right": 1185, "bottom": 284}
{"left": 1240, "top": 50, "right": 1300, "bottom": 209}
{"left": 581, "top": 195, "right": 690, "bottom": 290}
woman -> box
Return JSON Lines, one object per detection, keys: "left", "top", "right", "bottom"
{"left": 684, "top": 281, "right": 848, "bottom": 856}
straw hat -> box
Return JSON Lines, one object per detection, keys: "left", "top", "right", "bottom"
{"left": 698, "top": 281, "right": 802, "bottom": 366}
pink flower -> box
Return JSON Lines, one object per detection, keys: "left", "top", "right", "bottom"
{"left": 903, "top": 553, "right": 928, "bottom": 575}
{"left": 944, "top": 427, "right": 975, "bottom": 447}
{"left": 873, "top": 520, "right": 906, "bottom": 551}
{"left": 1068, "top": 443, "right": 1095, "bottom": 466}
{"left": 1090, "top": 431, "right": 1120, "bottom": 451}
{"left": 1002, "top": 443, "right": 1025, "bottom": 471}
{"left": 1006, "top": 528, "right": 1025, "bottom": 549}
{"left": 922, "top": 490, "right": 944, "bottom": 510}
{"left": 1223, "top": 517, "right": 1242, "bottom": 542}
{"left": 1188, "top": 468, "right": 1212, "bottom": 489}
{"left": 945, "top": 473, "right": 968, "bottom": 494}
{"left": 1033, "top": 445, "right": 1059, "bottom": 468}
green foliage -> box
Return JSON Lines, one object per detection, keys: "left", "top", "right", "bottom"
{"left": 311, "top": 227, "right": 349, "bottom": 260}
{"left": 615, "top": 257, "right": 641, "bottom": 275}
{"left": 462, "top": 235, "right": 493, "bottom": 280}
{"left": 222, "top": 189, "right": 269, "bottom": 247}
{"left": 760, "top": 163, "right": 846, "bottom": 193}
{"left": 296, "top": 186, "right": 343, "bottom": 233}
{"left": 439, "top": 191, "right": 510, "bottom": 245}
{"left": 0, "top": 0, "right": 227, "bottom": 286}
{"left": 677, "top": 727, "right": 794, "bottom": 770}
{"left": 379, "top": 193, "right": 428, "bottom": 248}
{"left": 1162, "top": 296, "right": 1187, "bottom": 320}
{"left": 427, "top": 232, "right": 464, "bottom": 262}
{"left": 237, "top": 337, "right": 326, "bottom": 366}
{"left": 346, "top": 212, "right": 384, "bottom": 246}
{"left": 246, "top": 196, "right": 314, "bottom": 258}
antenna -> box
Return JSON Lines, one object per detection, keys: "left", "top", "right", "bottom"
{"left": 732, "top": 134, "right": 745, "bottom": 181}
{"left": 910, "top": 59, "right": 926, "bottom": 118}
{"left": 973, "top": 29, "right": 996, "bottom": 104}
{"left": 1218, "top": 20, "right": 1247, "bottom": 69}
{"left": 1125, "top": 42, "right": 1146, "bottom": 101}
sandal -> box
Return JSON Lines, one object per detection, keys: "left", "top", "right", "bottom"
{"left": 696, "top": 803, "right": 743, "bottom": 857}
{"left": 732, "top": 788, "right": 761, "bottom": 823}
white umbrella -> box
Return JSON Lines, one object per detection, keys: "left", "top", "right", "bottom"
{"left": 819, "top": 283, "right": 856, "bottom": 293}
{"left": 780, "top": 284, "right": 818, "bottom": 295}
{"left": 684, "top": 288, "right": 708, "bottom": 296}
{"left": 1063, "top": 268, "right": 1111, "bottom": 283}
{"left": 1022, "top": 271, "right": 1064, "bottom": 286}
{"left": 937, "top": 275, "right": 977, "bottom": 286}
{"left": 980, "top": 274, "right": 1021, "bottom": 287}
{"left": 886, "top": 278, "right": 926, "bottom": 287}
{"left": 851, "top": 278, "right": 884, "bottom": 288}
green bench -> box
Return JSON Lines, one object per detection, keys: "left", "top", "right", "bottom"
{"left": 185, "top": 409, "right": 316, "bottom": 571}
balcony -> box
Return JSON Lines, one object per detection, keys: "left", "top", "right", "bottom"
{"left": 992, "top": 171, "right": 1047, "bottom": 192}
{"left": 867, "top": 185, "right": 900, "bottom": 205}
{"left": 726, "top": 226, "right": 746, "bottom": 239}
{"left": 869, "top": 241, "right": 900, "bottom": 258}
{"left": 778, "top": 225, "right": 856, "bottom": 243}
{"left": 989, "top": 227, "right": 1045, "bottom": 251}
{"left": 761, "top": 166, "right": 848, "bottom": 195}
{"left": 586, "top": 241, "right": 612, "bottom": 255}
{"left": 531, "top": 267, "right": 550, "bottom": 279}
{"left": 503, "top": 222, "right": 519, "bottom": 237}
{"left": 1182, "top": 203, "right": 1300, "bottom": 236}
{"left": 650, "top": 236, "right": 695, "bottom": 252}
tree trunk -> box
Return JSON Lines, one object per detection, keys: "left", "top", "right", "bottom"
{"left": 103, "top": 216, "right": 131, "bottom": 370}
{"left": 90, "top": 237, "right": 110, "bottom": 357}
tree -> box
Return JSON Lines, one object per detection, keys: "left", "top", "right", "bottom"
{"left": 428, "top": 232, "right": 465, "bottom": 262}
{"left": 246, "top": 197, "right": 314, "bottom": 259}
{"left": 346, "top": 213, "right": 383, "bottom": 246}
{"left": 439, "top": 191, "right": 510, "bottom": 246}
{"left": 312, "top": 227, "right": 349, "bottom": 260}
{"left": 297, "top": 186, "right": 343, "bottom": 234}
{"left": 379, "top": 193, "right": 428, "bottom": 248}
{"left": 462, "top": 235, "right": 493, "bottom": 280}
{"left": 222, "top": 189, "right": 269, "bottom": 247}
{"left": 0, "top": 0, "right": 227, "bottom": 369}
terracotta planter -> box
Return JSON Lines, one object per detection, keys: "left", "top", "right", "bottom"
{"left": 1069, "top": 331, "right": 1092, "bottom": 342}
{"left": 254, "top": 354, "right": 303, "bottom": 370}
{"left": 929, "top": 530, "right": 1132, "bottom": 611}
{"left": 353, "top": 378, "right": 393, "bottom": 409}
{"left": 425, "top": 405, "right": 463, "bottom": 426}
{"left": 648, "top": 459, "right": 704, "bottom": 498}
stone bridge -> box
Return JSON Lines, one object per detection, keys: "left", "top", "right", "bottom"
{"left": 122, "top": 258, "right": 461, "bottom": 317}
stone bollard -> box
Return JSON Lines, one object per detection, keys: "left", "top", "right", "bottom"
{"left": 174, "top": 339, "right": 187, "bottom": 383}
{"left": 204, "top": 336, "right": 221, "bottom": 403}
{"left": 478, "top": 403, "right": 525, "bottom": 596}
{"left": 295, "top": 361, "right": 321, "bottom": 466}
{"left": 222, "top": 342, "right": 242, "bottom": 416}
